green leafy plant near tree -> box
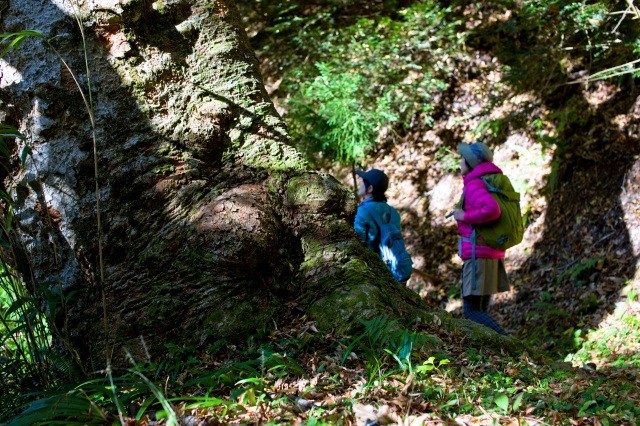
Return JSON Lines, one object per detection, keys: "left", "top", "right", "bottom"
{"left": 0, "top": 46, "right": 56, "bottom": 420}
{"left": 288, "top": 62, "right": 398, "bottom": 164}
{"left": 0, "top": 22, "right": 107, "bottom": 421}
{"left": 566, "top": 280, "right": 640, "bottom": 369}
{"left": 491, "top": 0, "right": 639, "bottom": 87}
{"left": 266, "top": 0, "right": 639, "bottom": 169}
{"left": 435, "top": 147, "right": 460, "bottom": 173}
{"left": 277, "top": 1, "right": 464, "bottom": 167}
{"left": 458, "top": 0, "right": 640, "bottom": 167}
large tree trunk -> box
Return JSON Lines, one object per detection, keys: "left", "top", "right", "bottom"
{"left": 1, "top": 0, "right": 515, "bottom": 370}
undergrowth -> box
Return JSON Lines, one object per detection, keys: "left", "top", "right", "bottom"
{"left": 4, "top": 315, "right": 639, "bottom": 424}
{"left": 259, "top": 1, "right": 465, "bottom": 166}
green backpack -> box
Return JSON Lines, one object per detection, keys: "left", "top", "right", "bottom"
{"left": 460, "top": 174, "right": 524, "bottom": 250}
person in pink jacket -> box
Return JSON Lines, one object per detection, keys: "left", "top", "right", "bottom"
{"left": 452, "top": 141, "right": 509, "bottom": 335}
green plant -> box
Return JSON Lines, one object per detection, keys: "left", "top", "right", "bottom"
{"left": 473, "top": 118, "right": 508, "bottom": 141}
{"left": 279, "top": 1, "right": 464, "bottom": 166}
{"left": 131, "top": 369, "right": 178, "bottom": 425}
{"left": 489, "top": 0, "right": 639, "bottom": 98}
{"left": 566, "top": 287, "right": 640, "bottom": 369}
{"left": 7, "top": 367, "right": 186, "bottom": 426}
{"left": 261, "top": 350, "right": 305, "bottom": 377}
{"left": 385, "top": 329, "right": 420, "bottom": 372}
{"left": 0, "top": 279, "right": 54, "bottom": 421}
{"left": 152, "top": 343, "right": 202, "bottom": 381}
{"left": 435, "top": 147, "right": 459, "bottom": 172}
{"left": 0, "top": 30, "right": 44, "bottom": 57}
{"left": 0, "top": 22, "right": 106, "bottom": 421}
{"left": 415, "top": 356, "right": 451, "bottom": 376}
{"left": 585, "top": 57, "right": 640, "bottom": 82}
{"left": 558, "top": 257, "right": 603, "bottom": 285}
{"left": 577, "top": 1, "right": 640, "bottom": 82}
{"left": 6, "top": 392, "right": 109, "bottom": 426}
{"left": 341, "top": 316, "right": 435, "bottom": 383}
{"left": 288, "top": 62, "right": 397, "bottom": 165}
{"left": 341, "top": 316, "right": 396, "bottom": 377}
{"left": 492, "top": 392, "right": 524, "bottom": 415}
{"left": 0, "top": 39, "right": 59, "bottom": 421}
{"left": 563, "top": 2, "right": 608, "bottom": 35}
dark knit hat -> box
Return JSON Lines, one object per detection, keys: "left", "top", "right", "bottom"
{"left": 356, "top": 168, "right": 389, "bottom": 193}
{"left": 457, "top": 141, "right": 493, "bottom": 168}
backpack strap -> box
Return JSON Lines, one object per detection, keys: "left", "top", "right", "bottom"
{"left": 363, "top": 203, "right": 389, "bottom": 239}
{"left": 481, "top": 175, "right": 519, "bottom": 201}
{"left": 459, "top": 174, "right": 512, "bottom": 292}
{"left": 359, "top": 202, "right": 383, "bottom": 248}
{"left": 460, "top": 230, "right": 478, "bottom": 291}
{"left": 459, "top": 175, "right": 500, "bottom": 292}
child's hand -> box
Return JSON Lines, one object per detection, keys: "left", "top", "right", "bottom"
{"left": 453, "top": 209, "right": 465, "bottom": 221}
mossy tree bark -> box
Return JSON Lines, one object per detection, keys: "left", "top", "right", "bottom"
{"left": 1, "top": 0, "right": 517, "bottom": 370}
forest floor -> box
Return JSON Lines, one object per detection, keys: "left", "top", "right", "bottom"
{"left": 144, "top": 312, "right": 639, "bottom": 425}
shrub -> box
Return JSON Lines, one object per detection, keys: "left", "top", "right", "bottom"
{"left": 277, "top": 1, "right": 465, "bottom": 166}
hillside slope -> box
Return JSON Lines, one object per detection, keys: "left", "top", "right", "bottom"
{"left": 242, "top": 0, "right": 640, "bottom": 363}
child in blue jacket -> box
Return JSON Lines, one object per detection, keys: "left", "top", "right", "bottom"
{"left": 354, "top": 169, "right": 400, "bottom": 253}
{"left": 354, "top": 169, "right": 412, "bottom": 282}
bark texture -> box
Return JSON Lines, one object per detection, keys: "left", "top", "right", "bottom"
{"left": 1, "top": 0, "right": 516, "bottom": 369}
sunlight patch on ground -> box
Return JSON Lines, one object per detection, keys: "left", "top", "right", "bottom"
{"left": 392, "top": 178, "right": 421, "bottom": 210}
{"left": 565, "top": 283, "right": 640, "bottom": 368}
{"left": 611, "top": 93, "right": 640, "bottom": 135}
{"left": 0, "top": 60, "right": 22, "bottom": 88}
{"left": 489, "top": 92, "right": 537, "bottom": 120}
{"left": 427, "top": 173, "right": 460, "bottom": 219}
{"left": 620, "top": 156, "right": 640, "bottom": 314}
{"left": 495, "top": 133, "right": 555, "bottom": 272}
{"left": 444, "top": 296, "right": 462, "bottom": 313}
{"left": 620, "top": 146, "right": 640, "bottom": 258}
{"left": 583, "top": 80, "right": 619, "bottom": 109}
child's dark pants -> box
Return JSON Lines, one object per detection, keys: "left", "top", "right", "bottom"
{"left": 463, "top": 295, "right": 507, "bottom": 335}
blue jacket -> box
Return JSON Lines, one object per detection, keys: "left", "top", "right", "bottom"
{"left": 354, "top": 198, "right": 402, "bottom": 254}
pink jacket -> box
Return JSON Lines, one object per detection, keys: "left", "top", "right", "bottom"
{"left": 456, "top": 162, "right": 505, "bottom": 260}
